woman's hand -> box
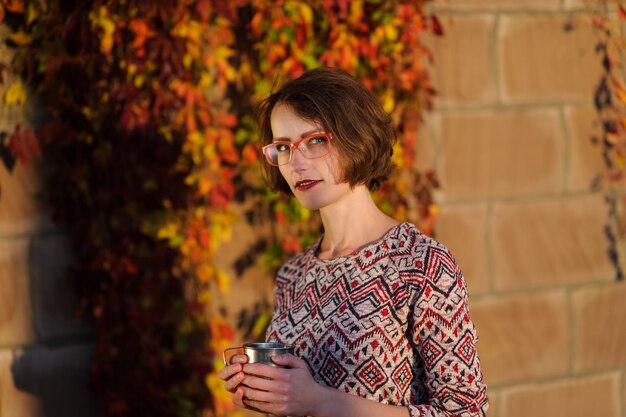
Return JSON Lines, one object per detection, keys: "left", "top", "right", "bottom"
{"left": 233, "top": 354, "right": 324, "bottom": 417}
{"left": 218, "top": 354, "right": 249, "bottom": 394}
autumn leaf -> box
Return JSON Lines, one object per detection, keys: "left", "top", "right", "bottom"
{"left": 619, "top": 4, "right": 626, "bottom": 21}
{"left": 430, "top": 14, "right": 444, "bottom": 36}
{"left": 9, "top": 31, "right": 32, "bottom": 45}
{"left": 3, "top": 0, "right": 24, "bottom": 13}
{"left": 4, "top": 81, "right": 27, "bottom": 106}
{"left": 8, "top": 125, "right": 40, "bottom": 165}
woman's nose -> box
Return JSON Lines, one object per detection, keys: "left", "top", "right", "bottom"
{"left": 290, "top": 146, "right": 308, "bottom": 170}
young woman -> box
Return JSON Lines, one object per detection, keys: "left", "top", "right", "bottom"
{"left": 219, "top": 67, "right": 488, "bottom": 417}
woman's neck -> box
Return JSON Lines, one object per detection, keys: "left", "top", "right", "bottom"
{"left": 317, "top": 186, "right": 399, "bottom": 259}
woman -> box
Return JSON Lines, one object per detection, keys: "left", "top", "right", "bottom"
{"left": 219, "top": 67, "right": 488, "bottom": 417}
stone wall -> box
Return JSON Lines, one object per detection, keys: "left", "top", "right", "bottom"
{"left": 425, "top": 1, "right": 626, "bottom": 416}
{"left": 0, "top": 26, "right": 97, "bottom": 417}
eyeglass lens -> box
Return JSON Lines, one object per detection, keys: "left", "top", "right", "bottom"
{"left": 265, "top": 134, "right": 331, "bottom": 166}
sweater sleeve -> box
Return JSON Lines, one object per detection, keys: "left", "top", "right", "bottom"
{"left": 407, "top": 245, "right": 489, "bottom": 417}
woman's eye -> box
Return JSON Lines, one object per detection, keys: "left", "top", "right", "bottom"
{"left": 275, "top": 144, "right": 291, "bottom": 152}
{"left": 308, "top": 135, "right": 328, "bottom": 145}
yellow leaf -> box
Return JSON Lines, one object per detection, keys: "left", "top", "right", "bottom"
{"left": 299, "top": 2, "right": 313, "bottom": 25}
{"left": 382, "top": 89, "right": 395, "bottom": 113}
{"left": 349, "top": 0, "right": 364, "bottom": 24}
{"left": 384, "top": 24, "right": 398, "bottom": 42}
{"left": 4, "top": 81, "right": 27, "bottom": 106}
{"left": 216, "top": 269, "right": 230, "bottom": 293}
{"left": 9, "top": 31, "right": 32, "bottom": 45}
{"left": 89, "top": 6, "right": 115, "bottom": 53}
{"left": 391, "top": 142, "right": 404, "bottom": 168}
{"left": 183, "top": 53, "right": 192, "bottom": 69}
{"left": 134, "top": 74, "right": 146, "bottom": 88}
{"left": 26, "top": 2, "right": 38, "bottom": 25}
{"left": 251, "top": 311, "right": 272, "bottom": 337}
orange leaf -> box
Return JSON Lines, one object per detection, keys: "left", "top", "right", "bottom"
{"left": 220, "top": 113, "right": 237, "bottom": 128}
{"left": 242, "top": 143, "right": 258, "bottom": 163}
{"left": 619, "top": 4, "right": 626, "bottom": 21}
{"left": 4, "top": 0, "right": 24, "bottom": 13}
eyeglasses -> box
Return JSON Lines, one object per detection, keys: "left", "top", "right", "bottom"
{"left": 262, "top": 132, "right": 333, "bottom": 166}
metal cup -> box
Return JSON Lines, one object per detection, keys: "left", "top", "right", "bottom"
{"left": 223, "top": 342, "right": 294, "bottom": 368}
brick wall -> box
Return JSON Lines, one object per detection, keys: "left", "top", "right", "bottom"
{"left": 426, "top": 1, "right": 626, "bottom": 416}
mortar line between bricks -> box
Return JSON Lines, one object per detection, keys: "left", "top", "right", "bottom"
{"left": 484, "top": 201, "right": 497, "bottom": 294}
{"left": 0, "top": 227, "right": 65, "bottom": 240}
{"left": 436, "top": 188, "right": 603, "bottom": 206}
{"left": 558, "top": 104, "right": 572, "bottom": 194}
{"left": 469, "top": 279, "right": 620, "bottom": 302}
{"left": 566, "top": 286, "right": 576, "bottom": 375}
{"left": 433, "top": 99, "right": 593, "bottom": 113}
{"left": 431, "top": 8, "right": 604, "bottom": 16}
{"left": 493, "top": 12, "right": 503, "bottom": 107}
{"left": 619, "top": 367, "right": 625, "bottom": 417}
{"left": 489, "top": 368, "right": 624, "bottom": 392}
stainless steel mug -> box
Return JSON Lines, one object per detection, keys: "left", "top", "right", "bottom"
{"left": 223, "top": 342, "right": 295, "bottom": 368}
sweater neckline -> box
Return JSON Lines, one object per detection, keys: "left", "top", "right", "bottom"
{"left": 309, "top": 222, "right": 409, "bottom": 264}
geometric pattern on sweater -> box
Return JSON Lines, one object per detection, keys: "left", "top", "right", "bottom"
{"left": 266, "top": 222, "right": 489, "bottom": 417}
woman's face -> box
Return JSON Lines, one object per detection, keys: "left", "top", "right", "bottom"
{"left": 270, "top": 103, "right": 352, "bottom": 211}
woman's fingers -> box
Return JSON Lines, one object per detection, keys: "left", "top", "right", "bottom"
{"left": 217, "top": 363, "right": 241, "bottom": 381}
{"left": 241, "top": 372, "right": 284, "bottom": 392}
{"left": 242, "top": 363, "right": 286, "bottom": 380}
{"left": 224, "top": 369, "right": 246, "bottom": 392}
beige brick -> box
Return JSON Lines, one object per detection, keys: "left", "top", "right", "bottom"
{"left": 486, "top": 389, "right": 499, "bottom": 417}
{"left": 436, "top": 204, "right": 490, "bottom": 295}
{"left": 435, "top": 109, "right": 564, "bottom": 200}
{"left": 501, "top": 373, "right": 621, "bottom": 417}
{"left": 491, "top": 194, "right": 614, "bottom": 290}
{"left": 572, "top": 282, "right": 626, "bottom": 372}
{"left": 500, "top": 14, "right": 602, "bottom": 102}
{"left": 426, "top": 15, "right": 497, "bottom": 106}
{"left": 211, "top": 203, "right": 276, "bottom": 319}
{"left": 623, "top": 370, "right": 626, "bottom": 417}
{"left": 434, "top": 0, "right": 559, "bottom": 11}
{"left": 415, "top": 115, "right": 436, "bottom": 173}
{"left": 0, "top": 162, "right": 50, "bottom": 236}
{"left": 471, "top": 291, "right": 569, "bottom": 385}
{"left": 0, "top": 349, "right": 40, "bottom": 417}
{"left": 0, "top": 239, "right": 35, "bottom": 346}
{"left": 564, "top": 0, "right": 618, "bottom": 9}
{"left": 564, "top": 106, "right": 606, "bottom": 192}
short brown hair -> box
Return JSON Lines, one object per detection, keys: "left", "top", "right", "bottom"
{"left": 257, "top": 67, "right": 396, "bottom": 194}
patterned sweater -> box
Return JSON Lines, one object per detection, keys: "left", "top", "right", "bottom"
{"left": 266, "top": 222, "right": 488, "bottom": 417}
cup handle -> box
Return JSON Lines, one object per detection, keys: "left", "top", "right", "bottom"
{"left": 223, "top": 346, "right": 243, "bottom": 365}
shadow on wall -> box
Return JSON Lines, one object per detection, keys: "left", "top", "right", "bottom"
{"left": 11, "top": 233, "right": 99, "bottom": 417}
{"left": 12, "top": 344, "right": 99, "bottom": 417}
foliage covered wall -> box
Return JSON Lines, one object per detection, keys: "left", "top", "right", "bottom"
{"left": 0, "top": 0, "right": 438, "bottom": 415}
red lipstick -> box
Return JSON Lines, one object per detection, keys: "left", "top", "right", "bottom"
{"left": 295, "top": 179, "right": 322, "bottom": 191}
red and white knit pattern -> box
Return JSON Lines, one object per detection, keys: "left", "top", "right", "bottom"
{"left": 266, "top": 222, "right": 488, "bottom": 416}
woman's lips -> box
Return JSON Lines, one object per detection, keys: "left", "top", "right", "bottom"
{"left": 295, "top": 179, "right": 322, "bottom": 191}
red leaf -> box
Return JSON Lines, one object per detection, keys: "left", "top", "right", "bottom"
{"left": 431, "top": 15, "right": 444, "bottom": 36}
{"left": 0, "top": 62, "right": 5, "bottom": 84}
{"left": 619, "top": 4, "right": 626, "bottom": 21}
{"left": 8, "top": 125, "right": 40, "bottom": 165}
{"left": 196, "top": 0, "right": 211, "bottom": 21}
{"left": 39, "top": 120, "right": 70, "bottom": 144}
